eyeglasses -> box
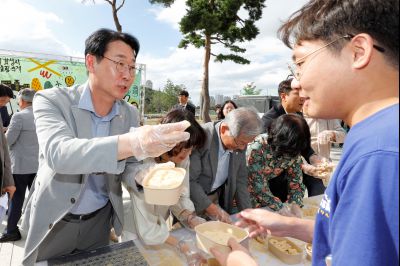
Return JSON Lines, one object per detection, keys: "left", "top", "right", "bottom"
{"left": 288, "top": 34, "right": 385, "bottom": 81}
{"left": 102, "top": 56, "right": 137, "bottom": 77}
{"left": 233, "top": 137, "right": 248, "bottom": 148}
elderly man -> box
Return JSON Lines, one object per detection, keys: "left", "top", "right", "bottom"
{"left": 21, "top": 28, "right": 190, "bottom": 265}
{"left": 0, "top": 88, "right": 38, "bottom": 243}
{"left": 189, "top": 107, "right": 262, "bottom": 223}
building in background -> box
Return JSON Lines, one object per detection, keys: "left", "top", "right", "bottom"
{"left": 223, "top": 96, "right": 231, "bottom": 102}
{"left": 209, "top": 96, "right": 215, "bottom": 107}
{"left": 215, "top": 94, "right": 224, "bottom": 105}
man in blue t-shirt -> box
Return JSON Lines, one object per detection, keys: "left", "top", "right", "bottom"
{"left": 209, "top": 1, "right": 399, "bottom": 266}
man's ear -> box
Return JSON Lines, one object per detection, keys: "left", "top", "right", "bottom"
{"left": 85, "top": 54, "right": 96, "bottom": 73}
{"left": 280, "top": 92, "right": 287, "bottom": 102}
{"left": 349, "top": 33, "right": 374, "bottom": 69}
{"left": 220, "top": 123, "right": 230, "bottom": 135}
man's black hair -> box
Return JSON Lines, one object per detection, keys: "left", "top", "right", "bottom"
{"left": 0, "top": 84, "right": 14, "bottom": 98}
{"left": 179, "top": 90, "right": 189, "bottom": 97}
{"left": 85, "top": 28, "right": 140, "bottom": 60}
{"left": 278, "top": 0, "right": 399, "bottom": 69}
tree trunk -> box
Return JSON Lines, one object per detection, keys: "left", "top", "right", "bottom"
{"left": 201, "top": 34, "right": 211, "bottom": 122}
{"left": 111, "top": 0, "right": 122, "bottom": 32}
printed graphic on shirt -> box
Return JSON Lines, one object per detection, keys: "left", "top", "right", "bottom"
{"left": 318, "top": 194, "right": 331, "bottom": 218}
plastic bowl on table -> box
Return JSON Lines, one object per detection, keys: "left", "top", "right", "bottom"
{"left": 267, "top": 236, "right": 303, "bottom": 265}
{"left": 195, "top": 221, "right": 249, "bottom": 256}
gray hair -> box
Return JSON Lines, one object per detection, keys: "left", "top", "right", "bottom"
{"left": 18, "top": 88, "right": 36, "bottom": 103}
{"left": 224, "top": 107, "right": 262, "bottom": 138}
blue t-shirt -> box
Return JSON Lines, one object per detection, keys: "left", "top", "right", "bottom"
{"left": 313, "top": 104, "right": 399, "bottom": 266}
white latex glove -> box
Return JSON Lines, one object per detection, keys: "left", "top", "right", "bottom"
{"left": 177, "top": 210, "right": 206, "bottom": 229}
{"left": 206, "top": 204, "right": 232, "bottom": 224}
{"left": 129, "top": 121, "right": 190, "bottom": 160}
{"left": 301, "top": 162, "right": 320, "bottom": 177}
{"left": 302, "top": 160, "right": 332, "bottom": 180}
{"left": 278, "top": 203, "right": 302, "bottom": 218}
{"left": 177, "top": 239, "right": 207, "bottom": 266}
{"left": 134, "top": 161, "right": 175, "bottom": 185}
{"left": 317, "top": 130, "right": 335, "bottom": 145}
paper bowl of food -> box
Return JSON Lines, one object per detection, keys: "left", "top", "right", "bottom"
{"left": 302, "top": 206, "right": 319, "bottom": 219}
{"left": 195, "top": 221, "right": 249, "bottom": 256}
{"left": 142, "top": 166, "right": 186, "bottom": 205}
{"left": 268, "top": 237, "right": 303, "bottom": 264}
{"left": 305, "top": 243, "right": 312, "bottom": 261}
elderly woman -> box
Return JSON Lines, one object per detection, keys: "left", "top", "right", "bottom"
{"left": 122, "top": 109, "right": 207, "bottom": 263}
{"left": 246, "top": 113, "right": 308, "bottom": 212}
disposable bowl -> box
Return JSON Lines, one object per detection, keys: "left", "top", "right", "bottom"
{"left": 268, "top": 236, "right": 303, "bottom": 264}
{"left": 305, "top": 243, "right": 312, "bottom": 261}
{"left": 142, "top": 167, "right": 186, "bottom": 205}
{"left": 195, "top": 221, "right": 249, "bottom": 256}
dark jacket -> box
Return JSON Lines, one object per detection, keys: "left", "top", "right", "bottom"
{"left": 173, "top": 103, "right": 196, "bottom": 116}
{"left": 189, "top": 122, "right": 251, "bottom": 214}
{"left": 261, "top": 104, "right": 315, "bottom": 162}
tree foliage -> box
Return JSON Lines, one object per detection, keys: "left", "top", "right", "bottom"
{"left": 150, "top": 0, "right": 266, "bottom": 122}
{"left": 144, "top": 79, "right": 187, "bottom": 113}
{"left": 241, "top": 82, "right": 261, "bottom": 95}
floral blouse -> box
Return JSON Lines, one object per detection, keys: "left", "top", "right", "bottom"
{"left": 246, "top": 134, "right": 305, "bottom": 211}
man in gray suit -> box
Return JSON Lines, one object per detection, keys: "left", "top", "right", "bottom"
{"left": 0, "top": 84, "right": 15, "bottom": 203}
{"left": 21, "top": 28, "right": 190, "bottom": 265}
{"left": 0, "top": 88, "right": 38, "bottom": 243}
{"left": 190, "top": 107, "right": 262, "bottom": 223}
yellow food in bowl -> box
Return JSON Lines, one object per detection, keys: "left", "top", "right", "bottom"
{"left": 202, "top": 229, "right": 242, "bottom": 245}
{"left": 303, "top": 206, "right": 319, "bottom": 217}
{"left": 145, "top": 168, "right": 184, "bottom": 189}
{"left": 269, "top": 239, "right": 300, "bottom": 255}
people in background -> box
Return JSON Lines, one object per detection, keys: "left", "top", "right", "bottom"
{"left": 261, "top": 78, "right": 326, "bottom": 197}
{"left": 173, "top": 90, "right": 196, "bottom": 116}
{"left": 303, "top": 104, "right": 346, "bottom": 159}
{"left": 0, "top": 84, "right": 15, "bottom": 203}
{"left": 122, "top": 109, "right": 207, "bottom": 265}
{"left": 0, "top": 86, "right": 14, "bottom": 132}
{"left": 247, "top": 114, "right": 307, "bottom": 213}
{"left": 131, "top": 101, "right": 139, "bottom": 109}
{"left": 0, "top": 88, "right": 38, "bottom": 243}
{"left": 21, "top": 28, "right": 190, "bottom": 264}
{"left": 189, "top": 107, "right": 262, "bottom": 223}
{"left": 217, "top": 100, "right": 238, "bottom": 120}
{"left": 214, "top": 104, "right": 222, "bottom": 121}
{"left": 0, "top": 106, "right": 11, "bottom": 129}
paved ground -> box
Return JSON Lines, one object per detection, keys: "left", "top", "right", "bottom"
{"left": 0, "top": 147, "right": 343, "bottom": 266}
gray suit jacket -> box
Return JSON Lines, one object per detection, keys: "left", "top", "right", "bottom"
{"left": 0, "top": 123, "right": 13, "bottom": 192}
{"left": 189, "top": 122, "right": 251, "bottom": 214}
{"left": 6, "top": 106, "right": 39, "bottom": 174}
{"left": 22, "top": 83, "right": 139, "bottom": 264}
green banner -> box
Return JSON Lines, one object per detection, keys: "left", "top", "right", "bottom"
{"left": 0, "top": 54, "right": 141, "bottom": 105}
{"left": 124, "top": 68, "right": 142, "bottom": 105}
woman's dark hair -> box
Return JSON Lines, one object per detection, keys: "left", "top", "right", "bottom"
{"left": 267, "top": 113, "right": 310, "bottom": 158}
{"left": 85, "top": 28, "right": 140, "bottom": 60}
{"left": 160, "top": 109, "right": 206, "bottom": 157}
{"left": 217, "top": 100, "right": 238, "bottom": 120}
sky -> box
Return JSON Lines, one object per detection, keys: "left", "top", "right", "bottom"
{"left": 0, "top": 0, "right": 308, "bottom": 105}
